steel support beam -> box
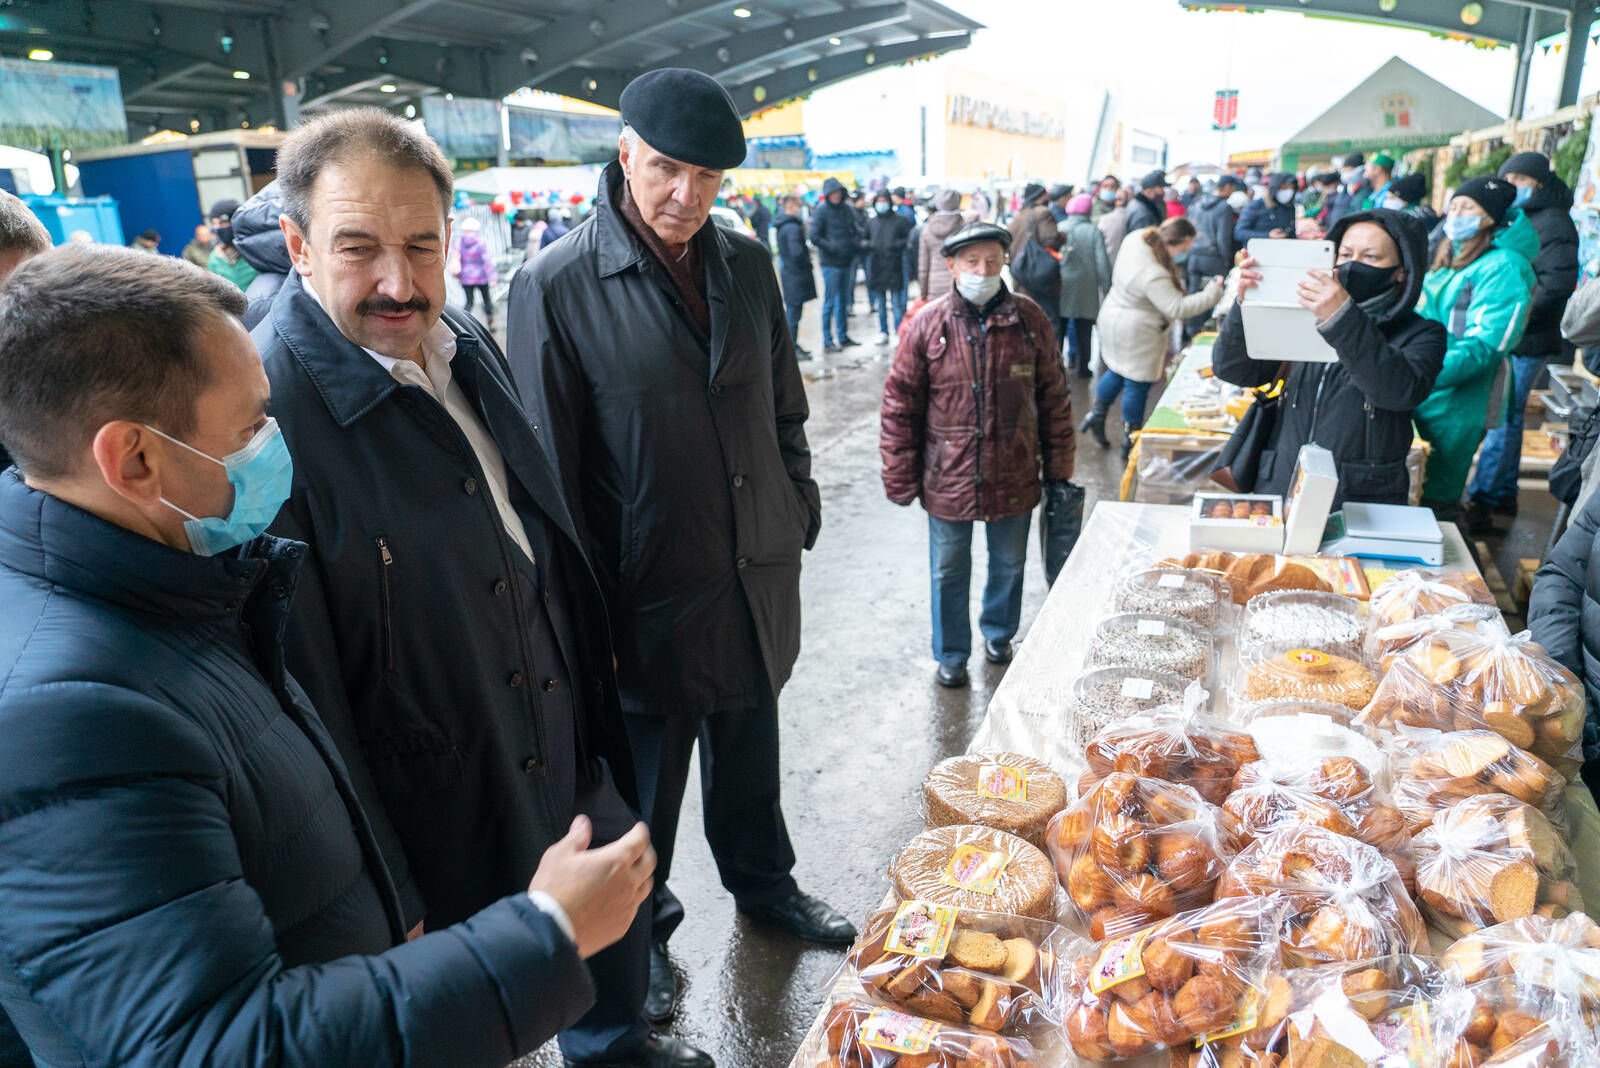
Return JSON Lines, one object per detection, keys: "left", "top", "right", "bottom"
{"left": 664, "top": 4, "right": 909, "bottom": 81}
{"left": 1560, "top": 0, "right": 1594, "bottom": 108}
{"left": 1178, "top": 0, "right": 1567, "bottom": 48}
{"left": 723, "top": 34, "right": 971, "bottom": 118}
{"left": 1510, "top": 7, "right": 1537, "bottom": 118}
{"left": 518, "top": 0, "right": 732, "bottom": 89}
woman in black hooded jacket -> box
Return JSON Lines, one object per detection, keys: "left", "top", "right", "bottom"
{"left": 1211, "top": 208, "right": 1447, "bottom": 505}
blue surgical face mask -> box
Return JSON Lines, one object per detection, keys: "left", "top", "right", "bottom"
{"left": 1100, "top": 188, "right": 1116, "bottom": 202}
{"left": 1275, "top": 187, "right": 1295, "bottom": 205}
{"left": 1172, "top": 250, "right": 1190, "bottom": 265}
{"left": 1342, "top": 168, "right": 1362, "bottom": 186}
{"left": 146, "top": 417, "right": 293, "bottom": 556}
{"left": 874, "top": 202, "right": 890, "bottom": 214}
{"left": 1381, "top": 194, "right": 1407, "bottom": 211}
{"left": 1443, "top": 213, "right": 1485, "bottom": 244}
{"left": 1513, "top": 185, "right": 1533, "bottom": 207}
{"left": 956, "top": 271, "right": 1002, "bottom": 305}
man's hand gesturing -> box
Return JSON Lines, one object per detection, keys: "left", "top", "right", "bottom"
{"left": 529, "top": 816, "right": 655, "bottom": 959}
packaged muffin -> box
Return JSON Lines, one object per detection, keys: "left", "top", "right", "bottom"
{"left": 1078, "top": 705, "right": 1259, "bottom": 805}
{"left": 1367, "top": 568, "right": 1495, "bottom": 627}
{"left": 1215, "top": 824, "right": 1427, "bottom": 968}
{"left": 1068, "top": 667, "right": 1187, "bottom": 753}
{"left": 1238, "top": 589, "right": 1365, "bottom": 662}
{"left": 1159, "top": 551, "right": 1334, "bottom": 605}
{"left": 921, "top": 752, "right": 1067, "bottom": 850}
{"left": 1088, "top": 613, "right": 1212, "bottom": 685}
{"left": 1365, "top": 600, "right": 1509, "bottom": 672}
{"left": 1112, "top": 567, "right": 1233, "bottom": 632}
{"left": 1355, "top": 629, "right": 1585, "bottom": 776}
{"left": 1386, "top": 726, "right": 1568, "bottom": 837}
{"left": 804, "top": 998, "right": 1040, "bottom": 1067}
{"left": 1184, "top": 955, "right": 1449, "bottom": 1068}
{"left": 1061, "top": 895, "right": 1286, "bottom": 1062}
{"left": 1237, "top": 643, "right": 1377, "bottom": 711}
{"left": 889, "top": 824, "right": 1058, "bottom": 921}
{"left": 1414, "top": 794, "right": 1584, "bottom": 939}
{"left": 836, "top": 901, "right": 1079, "bottom": 1044}
{"left": 1047, "top": 773, "right": 1232, "bottom": 937}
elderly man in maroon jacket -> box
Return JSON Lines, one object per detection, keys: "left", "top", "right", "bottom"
{"left": 880, "top": 221, "right": 1076, "bottom": 688}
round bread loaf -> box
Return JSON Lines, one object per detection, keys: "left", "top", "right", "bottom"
{"left": 922, "top": 752, "right": 1067, "bottom": 849}
{"left": 890, "top": 824, "right": 1057, "bottom": 920}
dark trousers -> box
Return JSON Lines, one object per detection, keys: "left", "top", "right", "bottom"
{"left": 624, "top": 695, "right": 798, "bottom": 945}
{"left": 1063, "top": 317, "right": 1095, "bottom": 372}
{"left": 785, "top": 300, "right": 805, "bottom": 345}
{"left": 557, "top": 764, "right": 653, "bottom": 1062}
{"left": 463, "top": 283, "right": 494, "bottom": 322}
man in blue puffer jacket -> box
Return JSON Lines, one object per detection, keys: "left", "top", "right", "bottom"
{"left": 0, "top": 245, "right": 654, "bottom": 1067}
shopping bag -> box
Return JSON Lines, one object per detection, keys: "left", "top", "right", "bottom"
{"left": 1038, "top": 480, "right": 1084, "bottom": 586}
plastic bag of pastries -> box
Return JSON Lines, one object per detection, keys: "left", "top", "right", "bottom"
{"left": 1437, "top": 961, "right": 1600, "bottom": 1068}
{"left": 1077, "top": 695, "right": 1260, "bottom": 805}
{"left": 1367, "top": 568, "right": 1495, "bottom": 628}
{"left": 1182, "top": 954, "right": 1450, "bottom": 1068}
{"left": 804, "top": 998, "right": 1041, "bottom": 1067}
{"left": 1218, "top": 757, "right": 1414, "bottom": 892}
{"left": 1214, "top": 824, "right": 1427, "bottom": 969}
{"left": 1237, "top": 644, "right": 1378, "bottom": 712}
{"left": 921, "top": 753, "right": 1067, "bottom": 851}
{"left": 1113, "top": 566, "right": 1234, "bottom": 632}
{"left": 1413, "top": 794, "right": 1585, "bottom": 939}
{"left": 1365, "top": 600, "right": 1509, "bottom": 674}
{"left": 1441, "top": 913, "right": 1600, "bottom": 1017}
{"left": 1158, "top": 551, "right": 1334, "bottom": 606}
{"left": 837, "top": 900, "right": 1080, "bottom": 1043}
{"left": 1354, "top": 628, "right": 1585, "bottom": 775}
{"left": 1046, "top": 772, "right": 1233, "bottom": 937}
{"left": 1385, "top": 726, "right": 1568, "bottom": 838}
{"left": 889, "top": 824, "right": 1059, "bottom": 921}
{"left": 1061, "top": 894, "right": 1288, "bottom": 1061}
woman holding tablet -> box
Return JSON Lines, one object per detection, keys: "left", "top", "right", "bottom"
{"left": 1212, "top": 209, "right": 1446, "bottom": 505}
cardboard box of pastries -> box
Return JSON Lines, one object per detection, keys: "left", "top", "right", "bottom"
{"left": 1189, "top": 494, "right": 1285, "bottom": 553}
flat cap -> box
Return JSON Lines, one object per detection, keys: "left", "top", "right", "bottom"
{"left": 941, "top": 220, "right": 1011, "bottom": 258}
{"left": 1048, "top": 183, "right": 1073, "bottom": 201}
{"left": 1140, "top": 170, "right": 1167, "bottom": 190}
{"left": 619, "top": 68, "right": 747, "bottom": 170}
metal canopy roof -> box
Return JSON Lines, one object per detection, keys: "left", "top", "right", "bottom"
{"left": 0, "top": 0, "right": 982, "bottom": 138}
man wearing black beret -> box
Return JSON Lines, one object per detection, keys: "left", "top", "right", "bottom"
{"left": 507, "top": 67, "right": 855, "bottom": 1034}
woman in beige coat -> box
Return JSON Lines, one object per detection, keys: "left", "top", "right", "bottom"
{"left": 1082, "top": 216, "right": 1223, "bottom": 456}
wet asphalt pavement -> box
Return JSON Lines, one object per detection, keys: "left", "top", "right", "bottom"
{"left": 507, "top": 284, "right": 1133, "bottom": 1068}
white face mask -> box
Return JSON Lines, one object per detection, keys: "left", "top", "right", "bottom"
{"left": 1227, "top": 191, "right": 1250, "bottom": 211}
{"left": 956, "top": 271, "right": 1002, "bottom": 305}
{"left": 1381, "top": 194, "right": 1407, "bottom": 211}
{"left": 1275, "top": 187, "right": 1295, "bottom": 205}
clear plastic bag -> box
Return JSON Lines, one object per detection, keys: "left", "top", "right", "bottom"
{"left": 1414, "top": 794, "right": 1585, "bottom": 940}
{"left": 1215, "top": 824, "right": 1428, "bottom": 968}
{"left": 1061, "top": 895, "right": 1286, "bottom": 1061}
{"left": 1441, "top": 913, "right": 1600, "bottom": 1019}
{"left": 1441, "top": 969, "right": 1600, "bottom": 1068}
{"left": 801, "top": 998, "right": 1041, "bottom": 1067}
{"left": 889, "top": 824, "right": 1059, "bottom": 921}
{"left": 1236, "top": 643, "right": 1378, "bottom": 711}
{"left": 1367, "top": 568, "right": 1495, "bottom": 628}
{"left": 1068, "top": 667, "right": 1187, "bottom": 753}
{"left": 920, "top": 752, "right": 1067, "bottom": 851}
{"left": 1219, "top": 757, "right": 1415, "bottom": 893}
{"left": 1087, "top": 612, "right": 1213, "bottom": 684}
{"left": 1355, "top": 629, "right": 1586, "bottom": 775}
{"left": 1159, "top": 551, "right": 1334, "bottom": 605}
{"left": 1386, "top": 726, "right": 1569, "bottom": 838}
{"left": 833, "top": 901, "right": 1082, "bottom": 1045}
{"left": 1078, "top": 693, "right": 1259, "bottom": 805}
{"left": 1186, "top": 955, "right": 1451, "bottom": 1068}
{"left": 1365, "top": 600, "right": 1509, "bottom": 673}
{"left": 1238, "top": 589, "right": 1366, "bottom": 663}
{"left": 1112, "top": 566, "right": 1233, "bottom": 632}
{"left": 1046, "top": 772, "right": 1232, "bottom": 937}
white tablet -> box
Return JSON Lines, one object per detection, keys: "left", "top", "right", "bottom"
{"left": 1240, "top": 238, "right": 1338, "bottom": 363}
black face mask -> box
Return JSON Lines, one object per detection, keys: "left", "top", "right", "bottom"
{"left": 215, "top": 224, "right": 234, "bottom": 246}
{"left": 1336, "top": 260, "right": 1400, "bottom": 303}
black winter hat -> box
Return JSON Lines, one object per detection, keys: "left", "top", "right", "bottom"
{"left": 1214, "top": 174, "right": 1239, "bottom": 190}
{"left": 940, "top": 221, "right": 1011, "bottom": 258}
{"left": 1021, "top": 181, "right": 1047, "bottom": 204}
{"left": 208, "top": 198, "right": 240, "bottom": 220}
{"left": 1342, "top": 151, "right": 1365, "bottom": 168}
{"left": 1389, "top": 172, "right": 1426, "bottom": 205}
{"left": 618, "top": 68, "right": 747, "bottom": 169}
{"left": 1454, "top": 174, "right": 1517, "bottom": 224}
{"left": 1140, "top": 169, "right": 1167, "bottom": 191}
{"left": 1048, "top": 183, "right": 1073, "bottom": 201}
{"left": 1499, "top": 151, "right": 1552, "bottom": 184}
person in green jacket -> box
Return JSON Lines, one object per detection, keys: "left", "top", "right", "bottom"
{"left": 204, "top": 198, "right": 259, "bottom": 292}
{"left": 1414, "top": 175, "right": 1537, "bottom": 519}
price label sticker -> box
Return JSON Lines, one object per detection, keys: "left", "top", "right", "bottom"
{"left": 1089, "top": 926, "right": 1153, "bottom": 994}
{"left": 882, "top": 901, "right": 959, "bottom": 959}
{"left": 1137, "top": 619, "right": 1168, "bottom": 636}
{"left": 1157, "top": 572, "right": 1187, "bottom": 589}
{"left": 1120, "top": 676, "right": 1156, "bottom": 700}
{"left": 940, "top": 844, "right": 1009, "bottom": 895}
{"left": 977, "top": 763, "right": 1028, "bottom": 802}
{"left": 858, "top": 1009, "right": 939, "bottom": 1054}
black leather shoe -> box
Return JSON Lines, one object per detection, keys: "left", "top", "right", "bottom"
{"left": 739, "top": 889, "right": 858, "bottom": 945}
{"left": 840, "top": 336, "right": 862, "bottom": 347}
{"left": 984, "top": 639, "right": 1014, "bottom": 665}
{"left": 644, "top": 943, "right": 679, "bottom": 1024}
{"left": 1462, "top": 498, "right": 1495, "bottom": 537}
{"left": 564, "top": 1033, "right": 713, "bottom": 1068}
{"left": 823, "top": 343, "right": 841, "bottom": 354}
{"left": 935, "top": 662, "right": 969, "bottom": 688}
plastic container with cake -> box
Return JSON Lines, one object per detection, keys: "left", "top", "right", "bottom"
{"left": 1231, "top": 640, "right": 1377, "bottom": 715}
{"left": 1086, "top": 612, "right": 1213, "bottom": 688}
{"left": 1110, "top": 566, "right": 1234, "bottom": 633}
{"left": 1237, "top": 589, "right": 1366, "bottom": 663}
{"left": 1066, "top": 667, "right": 1188, "bottom": 753}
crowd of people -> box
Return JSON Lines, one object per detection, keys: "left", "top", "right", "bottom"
{"left": 7, "top": 56, "right": 1600, "bottom": 1067}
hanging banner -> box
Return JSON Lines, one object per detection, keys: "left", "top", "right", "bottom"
{"left": 420, "top": 95, "right": 502, "bottom": 160}
{"left": 1213, "top": 89, "right": 1239, "bottom": 132}
{"left": 507, "top": 107, "right": 621, "bottom": 164}
{"left": 0, "top": 58, "right": 126, "bottom": 150}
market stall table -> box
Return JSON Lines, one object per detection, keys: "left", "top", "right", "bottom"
{"left": 787, "top": 501, "right": 1600, "bottom": 1068}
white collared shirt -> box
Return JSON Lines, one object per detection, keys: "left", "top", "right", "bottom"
{"left": 301, "top": 279, "right": 534, "bottom": 565}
